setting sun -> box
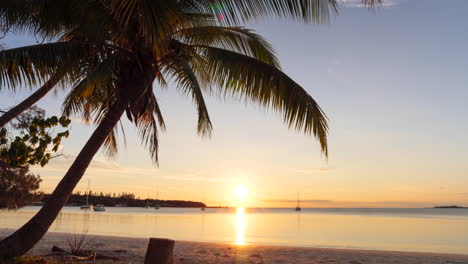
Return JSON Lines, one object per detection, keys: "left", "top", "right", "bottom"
{"left": 234, "top": 185, "right": 248, "bottom": 200}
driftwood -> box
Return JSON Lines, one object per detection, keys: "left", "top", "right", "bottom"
{"left": 144, "top": 238, "right": 175, "bottom": 264}
{"left": 95, "top": 253, "right": 120, "bottom": 261}
{"left": 51, "top": 245, "right": 68, "bottom": 253}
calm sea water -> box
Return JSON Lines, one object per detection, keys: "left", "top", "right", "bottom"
{"left": 2, "top": 207, "right": 468, "bottom": 254}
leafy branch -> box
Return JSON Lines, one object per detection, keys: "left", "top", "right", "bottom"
{"left": 0, "top": 116, "right": 71, "bottom": 168}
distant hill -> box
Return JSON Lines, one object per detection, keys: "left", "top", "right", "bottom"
{"left": 40, "top": 192, "right": 205, "bottom": 208}
{"left": 433, "top": 205, "right": 467, "bottom": 209}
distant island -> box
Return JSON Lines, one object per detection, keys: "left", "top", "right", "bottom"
{"left": 433, "top": 205, "right": 467, "bottom": 209}
{"left": 38, "top": 192, "right": 206, "bottom": 208}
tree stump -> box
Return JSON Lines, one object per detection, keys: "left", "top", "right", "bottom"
{"left": 144, "top": 238, "right": 175, "bottom": 264}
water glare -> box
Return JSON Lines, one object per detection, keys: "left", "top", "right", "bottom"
{"left": 235, "top": 207, "right": 246, "bottom": 245}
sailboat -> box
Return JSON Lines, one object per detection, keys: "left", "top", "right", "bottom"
{"left": 201, "top": 192, "right": 206, "bottom": 211}
{"left": 80, "top": 179, "right": 93, "bottom": 210}
{"left": 154, "top": 191, "right": 160, "bottom": 210}
{"left": 295, "top": 192, "right": 301, "bottom": 211}
{"left": 93, "top": 204, "right": 106, "bottom": 212}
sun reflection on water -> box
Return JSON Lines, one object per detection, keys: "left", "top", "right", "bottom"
{"left": 235, "top": 207, "right": 246, "bottom": 245}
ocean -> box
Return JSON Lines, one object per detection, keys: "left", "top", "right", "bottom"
{"left": 1, "top": 207, "right": 468, "bottom": 254}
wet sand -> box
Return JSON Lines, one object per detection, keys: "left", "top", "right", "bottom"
{"left": 1, "top": 228, "right": 468, "bottom": 263}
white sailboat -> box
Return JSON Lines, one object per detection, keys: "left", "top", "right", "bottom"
{"left": 201, "top": 192, "right": 206, "bottom": 211}
{"left": 295, "top": 192, "right": 301, "bottom": 211}
{"left": 154, "top": 191, "right": 160, "bottom": 210}
{"left": 80, "top": 179, "right": 93, "bottom": 210}
{"left": 93, "top": 204, "right": 106, "bottom": 212}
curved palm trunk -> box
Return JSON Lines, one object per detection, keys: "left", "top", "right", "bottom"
{"left": 0, "top": 77, "right": 59, "bottom": 128}
{"left": 0, "top": 100, "right": 127, "bottom": 258}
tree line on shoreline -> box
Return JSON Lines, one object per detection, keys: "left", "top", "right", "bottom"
{"left": 41, "top": 191, "right": 205, "bottom": 208}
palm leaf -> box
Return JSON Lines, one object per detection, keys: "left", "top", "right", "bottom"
{"left": 199, "top": 45, "right": 328, "bottom": 156}
{"left": 0, "top": 41, "right": 87, "bottom": 90}
{"left": 0, "top": 0, "right": 103, "bottom": 38}
{"left": 175, "top": 26, "right": 280, "bottom": 68}
{"left": 108, "top": 0, "right": 187, "bottom": 56}
{"left": 136, "top": 93, "right": 165, "bottom": 164}
{"left": 62, "top": 53, "right": 119, "bottom": 122}
{"left": 160, "top": 56, "right": 212, "bottom": 137}
{"left": 190, "top": 0, "right": 338, "bottom": 25}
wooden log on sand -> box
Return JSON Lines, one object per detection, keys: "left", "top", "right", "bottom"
{"left": 144, "top": 238, "right": 175, "bottom": 264}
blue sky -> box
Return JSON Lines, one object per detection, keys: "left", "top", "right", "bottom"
{"left": 1, "top": 0, "right": 468, "bottom": 207}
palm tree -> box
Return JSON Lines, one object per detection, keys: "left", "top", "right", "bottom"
{"left": 0, "top": 77, "right": 59, "bottom": 128}
{"left": 0, "top": 0, "right": 380, "bottom": 258}
{"left": 0, "top": 0, "right": 382, "bottom": 129}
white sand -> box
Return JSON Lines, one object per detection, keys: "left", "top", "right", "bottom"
{"left": 1, "top": 228, "right": 468, "bottom": 263}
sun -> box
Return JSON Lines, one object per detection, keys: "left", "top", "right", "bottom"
{"left": 234, "top": 185, "right": 248, "bottom": 200}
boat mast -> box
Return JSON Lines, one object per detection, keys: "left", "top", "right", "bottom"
{"left": 86, "top": 179, "right": 91, "bottom": 205}
{"left": 297, "top": 192, "right": 300, "bottom": 209}
{"left": 201, "top": 192, "right": 206, "bottom": 210}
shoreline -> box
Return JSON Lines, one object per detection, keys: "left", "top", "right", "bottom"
{"left": 2, "top": 229, "right": 468, "bottom": 263}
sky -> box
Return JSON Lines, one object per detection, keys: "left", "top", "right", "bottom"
{"left": 1, "top": 0, "right": 468, "bottom": 208}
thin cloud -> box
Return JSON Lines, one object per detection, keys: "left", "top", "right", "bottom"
{"left": 263, "top": 199, "right": 435, "bottom": 208}
{"left": 295, "top": 168, "right": 335, "bottom": 174}
{"left": 264, "top": 199, "right": 333, "bottom": 203}
{"left": 160, "top": 174, "right": 236, "bottom": 183}
{"left": 45, "top": 154, "right": 120, "bottom": 171}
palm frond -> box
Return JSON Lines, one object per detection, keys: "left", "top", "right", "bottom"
{"left": 108, "top": 0, "right": 187, "bottom": 55}
{"left": 0, "top": 41, "right": 87, "bottom": 90}
{"left": 190, "top": 0, "right": 337, "bottom": 25}
{"left": 103, "top": 127, "right": 119, "bottom": 157}
{"left": 199, "top": 45, "right": 328, "bottom": 156}
{"left": 136, "top": 94, "right": 165, "bottom": 164}
{"left": 160, "top": 56, "right": 212, "bottom": 137}
{"left": 175, "top": 26, "right": 280, "bottom": 68}
{"left": 362, "top": 0, "right": 383, "bottom": 7}
{"left": 62, "top": 54, "right": 121, "bottom": 157}
{"left": 0, "top": 0, "right": 103, "bottom": 39}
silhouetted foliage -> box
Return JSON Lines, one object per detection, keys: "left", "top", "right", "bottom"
{"left": 0, "top": 107, "right": 71, "bottom": 168}
{"left": 7, "top": 106, "right": 45, "bottom": 130}
{"left": 0, "top": 107, "right": 70, "bottom": 209}
{"left": 40, "top": 192, "right": 205, "bottom": 208}
{"left": 0, "top": 166, "right": 43, "bottom": 210}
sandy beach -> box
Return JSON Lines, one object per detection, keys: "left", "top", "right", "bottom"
{"left": 2, "top": 229, "right": 468, "bottom": 264}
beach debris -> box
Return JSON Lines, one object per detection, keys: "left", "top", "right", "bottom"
{"left": 144, "top": 237, "right": 175, "bottom": 264}
{"left": 95, "top": 253, "right": 120, "bottom": 261}
{"left": 51, "top": 246, "right": 67, "bottom": 253}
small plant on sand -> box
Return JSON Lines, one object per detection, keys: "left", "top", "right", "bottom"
{"left": 67, "top": 232, "right": 89, "bottom": 256}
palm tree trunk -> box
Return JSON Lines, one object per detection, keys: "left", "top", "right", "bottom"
{"left": 0, "top": 77, "right": 59, "bottom": 128}
{"left": 0, "top": 100, "right": 127, "bottom": 258}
